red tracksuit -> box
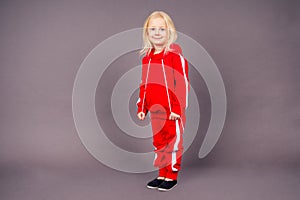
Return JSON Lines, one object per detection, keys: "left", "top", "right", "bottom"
{"left": 137, "top": 43, "right": 189, "bottom": 180}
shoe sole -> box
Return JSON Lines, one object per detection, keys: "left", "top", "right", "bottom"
{"left": 158, "top": 183, "right": 177, "bottom": 192}
{"left": 146, "top": 185, "right": 158, "bottom": 189}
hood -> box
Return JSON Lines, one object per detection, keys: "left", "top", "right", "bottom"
{"left": 147, "top": 43, "right": 183, "bottom": 59}
{"left": 170, "top": 43, "right": 183, "bottom": 55}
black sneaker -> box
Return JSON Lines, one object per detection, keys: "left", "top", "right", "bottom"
{"left": 146, "top": 178, "right": 164, "bottom": 189}
{"left": 158, "top": 180, "right": 178, "bottom": 191}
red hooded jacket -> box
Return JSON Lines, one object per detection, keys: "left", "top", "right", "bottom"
{"left": 137, "top": 43, "right": 189, "bottom": 117}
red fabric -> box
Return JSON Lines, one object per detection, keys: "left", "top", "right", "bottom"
{"left": 137, "top": 43, "right": 189, "bottom": 180}
{"left": 151, "top": 113, "right": 186, "bottom": 180}
{"left": 137, "top": 43, "right": 189, "bottom": 118}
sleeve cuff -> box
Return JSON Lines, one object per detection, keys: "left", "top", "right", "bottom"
{"left": 171, "top": 105, "right": 182, "bottom": 116}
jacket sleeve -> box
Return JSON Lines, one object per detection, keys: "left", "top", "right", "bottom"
{"left": 136, "top": 58, "right": 149, "bottom": 115}
{"left": 171, "top": 54, "right": 189, "bottom": 116}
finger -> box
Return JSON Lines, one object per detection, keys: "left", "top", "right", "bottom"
{"left": 139, "top": 114, "right": 143, "bottom": 120}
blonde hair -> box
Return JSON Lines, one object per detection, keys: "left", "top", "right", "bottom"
{"left": 139, "top": 11, "right": 178, "bottom": 56}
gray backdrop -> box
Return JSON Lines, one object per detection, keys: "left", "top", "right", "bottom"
{"left": 0, "top": 0, "right": 299, "bottom": 199}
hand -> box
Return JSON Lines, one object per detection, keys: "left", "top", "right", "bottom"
{"left": 169, "top": 112, "right": 180, "bottom": 120}
{"left": 137, "top": 112, "right": 146, "bottom": 120}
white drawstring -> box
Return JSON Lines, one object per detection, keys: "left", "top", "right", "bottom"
{"left": 141, "top": 58, "right": 151, "bottom": 113}
{"left": 161, "top": 59, "right": 172, "bottom": 113}
{"left": 142, "top": 57, "right": 187, "bottom": 115}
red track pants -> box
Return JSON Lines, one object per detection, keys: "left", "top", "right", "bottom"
{"left": 150, "top": 112, "right": 185, "bottom": 180}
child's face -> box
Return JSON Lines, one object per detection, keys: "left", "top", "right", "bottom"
{"left": 147, "top": 17, "right": 168, "bottom": 48}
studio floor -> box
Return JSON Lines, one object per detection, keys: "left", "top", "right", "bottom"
{"left": 1, "top": 160, "right": 299, "bottom": 200}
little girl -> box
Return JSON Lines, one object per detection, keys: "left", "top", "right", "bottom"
{"left": 137, "top": 11, "right": 189, "bottom": 191}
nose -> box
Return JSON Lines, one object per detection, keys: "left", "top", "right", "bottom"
{"left": 155, "top": 28, "right": 160, "bottom": 35}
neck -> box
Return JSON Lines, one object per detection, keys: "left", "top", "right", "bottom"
{"left": 153, "top": 45, "right": 165, "bottom": 54}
